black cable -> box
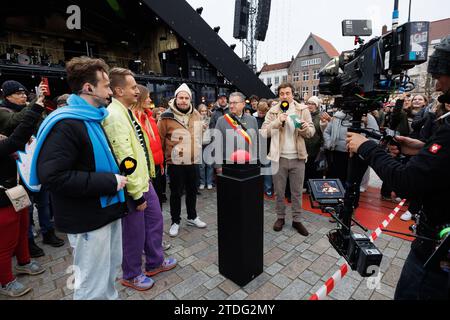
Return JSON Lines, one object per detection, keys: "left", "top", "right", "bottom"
{"left": 381, "top": 229, "right": 436, "bottom": 242}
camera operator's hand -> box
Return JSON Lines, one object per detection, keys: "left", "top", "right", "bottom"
{"left": 278, "top": 113, "right": 288, "bottom": 124}
{"left": 389, "top": 136, "right": 424, "bottom": 157}
{"left": 346, "top": 132, "right": 369, "bottom": 155}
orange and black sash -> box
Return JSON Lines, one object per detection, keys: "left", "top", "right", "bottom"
{"left": 223, "top": 114, "right": 252, "bottom": 145}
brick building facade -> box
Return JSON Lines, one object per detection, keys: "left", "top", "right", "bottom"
{"left": 288, "top": 33, "right": 339, "bottom": 100}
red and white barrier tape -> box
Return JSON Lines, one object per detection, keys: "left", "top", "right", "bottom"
{"left": 309, "top": 199, "right": 406, "bottom": 300}
{"left": 309, "top": 263, "right": 349, "bottom": 300}
{"left": 369, "top": 199, "right": 406, "bottom": 242}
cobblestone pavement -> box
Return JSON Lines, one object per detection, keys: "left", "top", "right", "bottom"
{"left": 2, "top": 178, "right": 409, "bottom": 300}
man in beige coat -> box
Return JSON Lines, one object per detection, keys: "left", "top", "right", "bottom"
{"left": 261, "top": 83, "right": 315, "bottom": 235}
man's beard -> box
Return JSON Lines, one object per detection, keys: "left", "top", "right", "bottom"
{"left": 93, "top": 95, "right": 111, "bottom": 107}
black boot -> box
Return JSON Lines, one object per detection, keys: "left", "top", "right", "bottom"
{"left": 28, "top": 238, "right": 45, "bottom": 258}
{"left": 42, "top": 229, "right": 65, "bottom": 247}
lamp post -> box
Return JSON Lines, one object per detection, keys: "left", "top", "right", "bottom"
{"left": 408, "top": 0, "right": 412, "bottom": 22}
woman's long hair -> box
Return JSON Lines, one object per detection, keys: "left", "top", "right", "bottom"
{"left": 131, "top": 84, "right": 150, "bottom": 112}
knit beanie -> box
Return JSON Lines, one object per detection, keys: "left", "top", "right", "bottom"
{"left": 174, "top": 83, "right": 192, "bottom": 99}
{"left": 307, "top": 96, "right": 321, "bottom": 107}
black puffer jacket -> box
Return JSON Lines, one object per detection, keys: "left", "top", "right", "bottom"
{"left": 37, "top": 119, "right": 126, "bottom": 234}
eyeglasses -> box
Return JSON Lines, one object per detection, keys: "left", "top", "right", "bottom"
{"left": 229, "top": 101, "right": 244, "bottom": 105}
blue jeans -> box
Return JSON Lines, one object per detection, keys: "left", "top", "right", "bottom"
{"left": 394, "top": 250, "right": 449, "bottom": 300}
{"left": 262, "top": 163, "right": 273, "bottom": 194}
{"left": 199, "top": 160, "right": 213, "bottom": 186}
{"left": 67, "top": 219, "right": 122, "bottom": 300}
{"left": 28, "top": 187, "right": 53, "bottom": 238}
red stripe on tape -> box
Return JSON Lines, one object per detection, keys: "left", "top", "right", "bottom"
{"left": 371, "top": 231, "right": 378, "bottom": 241}
{"left": 325, "top": 278, "right": 335, "bottom": 294}
{"left": 341, "top": 263, "right": 348, "bottom": 275}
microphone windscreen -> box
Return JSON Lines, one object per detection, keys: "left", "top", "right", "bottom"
{"left": 119, "top": 157, "right": 137, "bottom": 176}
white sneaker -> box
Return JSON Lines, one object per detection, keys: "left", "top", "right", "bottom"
{"left": 400, "top": 210, "right": 412, "bottom": 221}
{"left": 169, "top": 223, "right": 179, "bottom": 237}
{"left": 199, "top": 185, "right": 205, "bottom": 190}
{"left": 207, "top": 185, "right": 213, "bottom": 190}
{"left": 187, "top": 217, "right": 207, "bottom": 228}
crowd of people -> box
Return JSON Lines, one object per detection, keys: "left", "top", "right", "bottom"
{"left": 0, "top": 54, "right": 448, "bottom": 300}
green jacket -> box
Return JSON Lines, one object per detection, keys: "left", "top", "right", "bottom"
{"left": 0, "top": 104, "right": 31, "bottom": 136}
{"left": 102, "top": 98, "right": 155, "bottom": 202}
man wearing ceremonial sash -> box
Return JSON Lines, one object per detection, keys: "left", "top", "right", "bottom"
{"left": 214, "top": 92, "right": 258, "bottom": 172}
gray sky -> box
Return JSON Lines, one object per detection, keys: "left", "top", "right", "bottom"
{"left": 185, "top": 0, "right": 450, "bottom": 70}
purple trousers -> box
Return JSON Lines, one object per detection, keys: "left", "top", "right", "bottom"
{"left": 122, "top": 182, "right": 164, "bottom": 280}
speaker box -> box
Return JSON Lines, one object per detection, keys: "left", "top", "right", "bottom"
{"left": 255, "top": 0, "right": 271, "bottom": 41}
{"left": 217, "top": 164, "right": 264, "bottom": 286}
{"left": 233, "top": 0, "right": 250, "bottom": 39}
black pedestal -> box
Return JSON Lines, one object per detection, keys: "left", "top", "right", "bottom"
{"left": 217, "top": 164, "right": 264, "bottom": 286}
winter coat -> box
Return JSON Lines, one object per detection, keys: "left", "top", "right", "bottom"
{"left": 134, "top": 109, "right": 164, "bottom": 166}
{"left": 0, "top": 103, "right": 44, "bottom": 207}
{"left": 215, "top": 112, "right": 258, "bottom": 165}
{"left": 103, "top": 98, "right": 155, "bottom": 204}
{"left": 323, "top": 111, "right": 379, "bottom": 152}
{"left": 305, "top": 110, "right": 323, "bottom": 157}
{"left": 411, "top": 108, "right": 428, "bottom": 139}
{"left": 0, "top": 100, "right": 33, "bottom": 136}
{"left": 209, "top": 104, "right": 230, "bottom": 129}
{"left": 37, "top": 118, "right": 126, "bottom": 234}
{"left": 261, "top": 100, "right": 315, "bottom": 162}
{"left": 157, "top": 99, "right": 202, "bottom": 165}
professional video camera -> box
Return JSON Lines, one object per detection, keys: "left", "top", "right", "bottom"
{"left": 319, "top": 20, "right": 429, "bottom": 110}
{"left": 311, "top": 9, "right": 430, "bottom": 277}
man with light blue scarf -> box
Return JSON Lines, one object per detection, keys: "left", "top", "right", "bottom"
{"left": 29, "top": 57, "right": 128, "bottom": 300}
